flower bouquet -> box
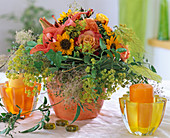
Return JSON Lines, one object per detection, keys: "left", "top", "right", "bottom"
{"left": 1, "top": 7, "right": 162, "bottom": 134}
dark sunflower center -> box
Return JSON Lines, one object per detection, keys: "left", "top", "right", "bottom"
{"left": 60, "top": 39, "right": 71, "bottom": 50}
{"left": 111, "top": 43, "right": 116, "bottom": 49}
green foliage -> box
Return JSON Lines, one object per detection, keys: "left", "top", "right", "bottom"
{"left": 46, "top": 50, "right": 67, "bottom": 70}
{"left": 129, "top": 65, "right": 162, "bottom": 83}
{"left": 70, "top": 104, "right": 81, "bottom": 124}
{"left": 114, "top": 24, "right": 145, "bottom": 61}
{"left": 99, "top": 38, "right": 107, "bottom": 51}
{"left": 20, "top": 97, "right": 51, "bottom": 133}
{"left": 0, "top": 106, "right": 22, "bottom": 137}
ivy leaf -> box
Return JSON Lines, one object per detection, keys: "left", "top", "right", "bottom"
{"left": 20, "top": 124, "right": 40, "bottom": 133}
{"left": 130, "top": 65, "right": 162, "bottom": 83}
{"left": 46, "top": 50, "right": 63, "bottom": 69}
{"left": 116, "top": 48, "right": 127, "bottom": 53}
{"left": 100, "top": 38, "right": 106, "bottom": 51}
{"left": 70, "top": 104, "right": 80, "bottom": 124}
{"left": 34, "top": 61, "right": 43, "bottom": 72}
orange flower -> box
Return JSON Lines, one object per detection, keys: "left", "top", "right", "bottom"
{"left": 84, "top": 18, "right": 99, "bottom": 33}
{"left": 76, "top": 30, "right": 102, "bottom": 52}
{"left": 102, "top": 24, "right": 114, "bottom": 36}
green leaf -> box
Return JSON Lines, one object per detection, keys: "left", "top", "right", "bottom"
{"left": 49, "top": 67, "right": 58, "bottom": 73}
{"left": 34, "top": 61, "right": 43, "bottom": 72}
{"left": 70, "top": 104, "right": 81, "bottom": 124}
{"left": 16, "top": 105, "right": 22, "bottom": 119}
{"left": 115, "top": 53, "right": 120, "bottom": 61}
{"left": 91, "top": 70, "right": 97, "bottom": 78}
{"left": 43, "top": 97, "right": 47, "bottom": 105}
{"left": 0, "top": 128, "right": 7, "bottom": 134}
{"left": 5, "top": 127, "right": 11, "bottom": 135}
{"left": 46, "top": 110, "right": 50, "bottom": 116}
{"left": 100, "top": 38, "right": 106, "bottom": 51}
{"left": 130, "top": 65, "right": 162, "bottom": 83}
{"left": 78, "top": 102, "right": 85, "bottom": 112}
{"left": 105, "top": 50, "right": 113, "bottom": 59}
{"left": 27, "top": 41, "right": 37, "bottom": 47}
{"left": 38, "top": 121, "right": 45, "bottom": 130}
{"left": 0, "top": 103, "right": 4, "bottom": 107}
{"left": 150, "top": 65, "right": 157, "bottom": 73}
{"left": 20, "top": 124, "right": 40, "bottom": 133}
{"left": 110, "top": 48, "right": 120, "bottom": 61}
{"left": 1, "top": 113, "right": 6, "bottom": 116}
{"left": 46, "top": 50, "right": 63, "bottom": 69}
{"left": 45, "top": 116, "right": 50, "bottom": 122}
{"left": 81, "top": 75, "right": 91, "bottom": 80}
{"left": 84, "top": 55, "right": 90, "bottom": 64}
{"left": 116, "top": 48, "right": 127, "bottom": 53}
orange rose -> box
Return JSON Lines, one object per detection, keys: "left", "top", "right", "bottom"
{"left": 84, "top": 18, "right": 99, "bottom": 33}
{"left": 76, "top": 30, "right": 102, "bottom": 52}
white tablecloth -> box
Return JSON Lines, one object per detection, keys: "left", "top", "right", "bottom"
{"left": 0, "top": 72, "right": 170, "bottom": 138}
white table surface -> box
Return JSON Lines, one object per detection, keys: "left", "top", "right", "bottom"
{"left": 0, "top": 72, "right": 170, "bottom": 138}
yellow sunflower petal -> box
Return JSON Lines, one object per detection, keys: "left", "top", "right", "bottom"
{"left": 62, "top": 32, "right": 69, "bottom": 39}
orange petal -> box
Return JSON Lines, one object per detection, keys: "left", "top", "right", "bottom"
{"left": 39, "top": 18, "right": 53, "bottom": 29}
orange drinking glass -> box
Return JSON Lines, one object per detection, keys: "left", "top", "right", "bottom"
{"left": 0, "top": 81, "right": 41, "bottom": 116}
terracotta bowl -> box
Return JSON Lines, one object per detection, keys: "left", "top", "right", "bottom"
{"left": 47, "top": 88, "right": 104, "bottom": 121}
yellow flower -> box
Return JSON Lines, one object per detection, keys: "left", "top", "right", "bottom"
{"left": 106, "top": 36, "right": 121, "bottom": 57}
{"left": 96, "top": 13, "right": 109, "bottom": 25}
{"left": 55, "top": 32, "right": 74, "bottom": 55}
{"left": 58, "top": 9, "right": 72, "bottom": 22}
{"left": 102, "top": 24, "right": 115, "bottom": 36}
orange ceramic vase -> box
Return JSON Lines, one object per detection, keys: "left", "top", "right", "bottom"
{"left": 0, "top": 81, "right": 41, "bottom": 116}
{"left": 47, "top": 88, "right": 104, "bottom": 120}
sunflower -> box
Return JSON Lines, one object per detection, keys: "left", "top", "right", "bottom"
{"left": 102, "top": 24, "right": 114, "bottom": 36}
{"left": 55, "top": 32, "right": 74, "bottom": 55}
{"left": 106, "top": 35, "right": 120, "bottom": 54}
{"left": 58, "top": 9, "right": 72, "bottom": 22}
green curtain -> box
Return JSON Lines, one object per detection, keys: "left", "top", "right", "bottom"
{"left": 119, "top": 0, "right": 148, "bottom": 61}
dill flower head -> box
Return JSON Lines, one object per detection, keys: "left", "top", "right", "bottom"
{"left": 15, "top": 30, "right": 36, "bottom": 45}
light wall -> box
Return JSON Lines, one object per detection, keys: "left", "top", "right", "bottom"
{"left": 145, "top": 0, "right": 170, "bottom": 80}
{"left": 0, "top": 0, "right": 119, "bottom": 55}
